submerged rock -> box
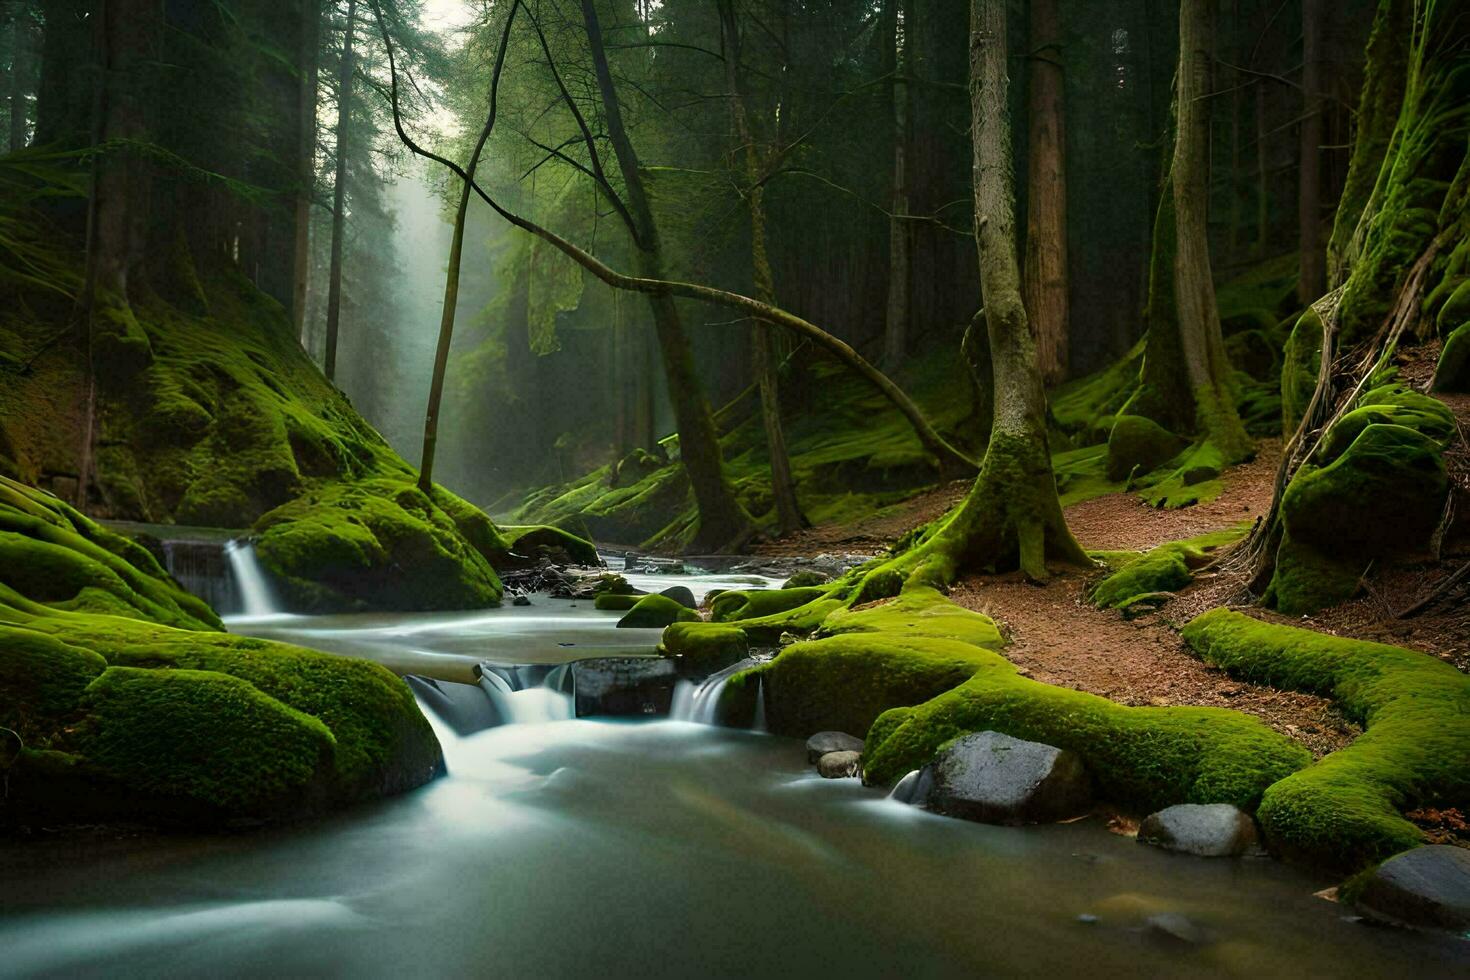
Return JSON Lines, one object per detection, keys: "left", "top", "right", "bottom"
{"left": 806, "top": 731, "right": 865, "bottom": 764}
{"left": 571, "top": 657, "right": 678, "bottom": 717}
{"left": 922, "top": 731, "right": 1092, "bottom": 825}
{"left": 1352, "top": 845, "right": 1470, "bottom": 933}
{"left": 1137, "top": 804, "right": 1261, "bottom": 858}
{"left": 1145, "top": 912, "right": 1212, "bottom": 945}
{"left": 817, "top": 750, "right": 861, "bottom": 779}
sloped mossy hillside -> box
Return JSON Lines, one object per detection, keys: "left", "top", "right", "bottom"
{"left": 512, "top": 353, "right": 974, "bottom": 549}
{"left": 0, "top": 207, "right": 516, "bottom": 611}
{"left": 0, "top": 477, "right": 443, "bottom": 829}
{"left": 0, "top": 476, "right": 220, "bottom": 630}
{"left": 696, "top": 586, "right": 1308, "bottom": 816}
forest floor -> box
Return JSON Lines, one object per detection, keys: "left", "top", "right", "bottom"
{"left": 752, "top": 368, "right": 1470, "bottom": 772}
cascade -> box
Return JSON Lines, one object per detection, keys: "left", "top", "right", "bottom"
{"left": 224, "top": 539, "right": 280, "bottom": 617}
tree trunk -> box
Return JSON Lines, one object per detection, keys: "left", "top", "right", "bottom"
{"left": 1297, "top": 0, "right": 1324, "bottom": 303}
{"left": 882, "top": 0, "right": 911, "bottom": 369}
{"left": 8, "top": 7, "right": 26, "bottom": 151}
{"left": 718, "top": 0, "right": 804, "bottom": 536}
{"left": 1128, "top": 0, "right": 1250, "bottom": 461}
{"left": 582, "top": 0, "right": 752, "bottom": 553}
{"left": 293, "top": 0, "right": 320, "bottom": 342}
{"left": 1022, "top": 0, "right": 1068, "bottom": 385}
{"left": 322, "top": 0, "right": 355, "bottom": 382}
{"left": 853, "top": 0, "right": 1088, "bottom": 598}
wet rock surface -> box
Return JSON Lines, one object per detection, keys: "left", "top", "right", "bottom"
{"left": 1137, "top": 804, "right": 1262, "bottom": 858}
{"left": 806, "top": 731, "right": 865, "bottom": 763}
{"left": 817, "top": 751, "right": 861, "bottom": 778}
{"left": 921, "top": 731, "right": 1092, "bottom": 825}
{"left": 1352, "top": 845, "right": 1470, "bottom": 933}
{"left": 571, "top": 657, "right": 678, "bottom": 717}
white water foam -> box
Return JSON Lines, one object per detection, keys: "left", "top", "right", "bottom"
{"left": 224, "top": 539, "right": 280, "bottom": 618}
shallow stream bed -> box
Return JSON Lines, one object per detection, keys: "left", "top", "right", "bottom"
{"left": 2, "top": 572, "right": 1465, "bottom": 978}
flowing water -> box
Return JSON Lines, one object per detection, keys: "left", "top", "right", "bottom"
{"left": 3, "top": 569, "right": 1465, "bottom": 978}
{"left": 222, "top": 540, "right": 281, "bottom": 620}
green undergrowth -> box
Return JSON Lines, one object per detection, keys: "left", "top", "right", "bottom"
{"left": 1088, "top": 525, "right": 1247, "bottom": 612}
{"left": 1184, "top": 609, "right": 1470, "bottom": 870}
{"left": 706, "top": 588, "right": 1307, "bottom": 814}
{"left": 511, "top": 353, "right": 973, "bottom": 549}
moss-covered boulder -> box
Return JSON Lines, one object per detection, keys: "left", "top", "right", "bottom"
{"left": 1281, "top": 309, "right": 1323, "bottom": 435}
{"left": 1432, "top": 322, "right": 1470, "bottom": 392}
{"left": 657, "top": 621, "right": 750, "bottom": 674}
{"left": 1436, "top": 280, "right": 1470, "bottom": 333}
{"left": 253, "top": 479, "right": 505, "bottom": 613}
{"left": 0, "top": 476, "right": 220, "bottom": 630}
{"left": 497, "top": 524, "right": 601, "bottom": 567}
{"left": 616, "top": 593, "right": 699, "bottom": 629}
{"left": 593, "top": 591, "right": 640, "bottom": 611}
{"left": 0, "top": 611, "right": 443, "bottom": 827}
{"left": 1105, "top": 415, "right": 1187, "bottom": 482}
{"left": 1184, "top": 610, "right": 1470, "bottom": 870}
{"left": 1266, "top": 423, "right": 1448, "bottom": 613}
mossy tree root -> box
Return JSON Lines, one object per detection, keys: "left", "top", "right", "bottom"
{"left": 1183, "top": 608, "right": 1470, "bottom": 870}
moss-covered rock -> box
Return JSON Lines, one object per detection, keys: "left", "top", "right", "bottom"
{"left": 1184, "top": 609, "right": 1470, "bottom": 870}
{"left": 593, "top": 591, "right": 640, "bottom": 611}
{"left": 1281, "top": 309, "right": 1323, "bottom": 435}
{"left": 497, "top": 524, "right": 600, "bottom": 567}
{"left": 657, "top": 620, "right": 750, "bottom": 674}
{"left": 253, "top": 479, "right": 505, "bottom": 613}
{"left": 1432, "top": 322, "right": 1470, "bottom": 392}
{"left": 0, "top": 609, "right": 443, "bottom": 827}
{"left": 0, "top": 476, "right": 221, "bottom": 631}
{"left": 781, "top": 570, "right": 829, "bottom": 589}
{"left": 616, "top": 593, "right": 699, "bottom": 629}
{"left": 1435, "top": 280, "right": 1470, "bottom": 333}
{"left": 709, "top": 586, "right": 830, "bottom": 623}
{"left": 1105, "top": 415, "right": 1187, "bottom": 483}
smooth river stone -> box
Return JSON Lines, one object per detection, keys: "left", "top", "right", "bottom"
{"left": 1136, "top": 804, "right": 1261, "bottom": 858}
{"left": 922, "top": 731, "right": 1092, "bottom": 825}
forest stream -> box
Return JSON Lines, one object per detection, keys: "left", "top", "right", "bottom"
{"left": 1, "top": 564, "right": 1464, "bottom": 979}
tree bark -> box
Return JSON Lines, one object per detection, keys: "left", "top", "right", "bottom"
{"left": 322, "top": 0, "right": 355, "bottom": 381}
{"left": 852, "top": 0, "right": 1088, "bottom": 597}
{"left": 1297, "top": 0, "right": 1324, "bottom": 303}
{"left": 1022, "top": 0, "right": 1068, "bottom": 386}
{"left": 293, "top": 0, "right": 321, "bottom": 342}
{"left": 581, "top": 0, "right": 752, "bottom": 553}
{"left": 718, "top": 0, "right": 804, "bottom": 536}
{"left": 8, "top": 6, "right": 26, "bottom": 151}
{"left": 1129, "top": 0, "right": 1250, "bottom": 461}
{"left": 882, "top": 0, "right": 911, "bottom": 369}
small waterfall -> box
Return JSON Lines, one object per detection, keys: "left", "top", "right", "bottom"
{"left": 669, "top": 657, "right": 765, "bottom": 727}
{"left": 751, "top": 676, "right": 767, "bottom": 733}
{"left": 160, "top": 539, "right": 238, "bottom": 613}
{"left": 476, "top": 670, "right": 572, "bottom": 725}
{"left": 224, "top": 539, "right": 279, "bottom": 617}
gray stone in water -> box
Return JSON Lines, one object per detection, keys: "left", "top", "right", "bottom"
{"left": 658, "top": 585, "right": 697, "bottom": 609}
{"left": 512, "top": 594, "right": 532, "bottom": 606}
{"left": 1145, "top": 912, "right": 1211, "bottom": 945}
{"left": 1136, "top": 804, "right": 1261, "bottom": 858}
{"left": 888, "top": 768, "right": 934, "bottom": 805}
{"left": 806, "top": 731, "right": 865, "bottom": 763}
{"left": 571, "top": 657, "right": 679, "bottom": 718}
{"left": 922, "top": 731, "right": 1092, "bottom": 825}
{"left": 1353, "top": 845, "right": 1470, "bottom": 933}
{"left": 817, "top": 751, "right": 861, "bottom": 778}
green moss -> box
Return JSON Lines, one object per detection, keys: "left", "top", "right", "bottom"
{"left": 1105, "top": 415, "right": 1188, "bottom": 483}
{"left": 781, "top": 570, "right": 828, "bottom": 589}
{"left": 498, "top": 524, "right": 600, "bottom": 566}
{"left": 593, "top": 592, "right": 639, "bottom": 611}
{"left": 0, "top": 476, "right": 221, "bottom": 630}
{"left": 1434, "top": 278, "right": 1470, "bottom": 333}
{"left": 1, "top": 605, "right": 444, "bottom": 823}
{"left": 70, "top": 665, "right": 335, "bottom": 814}
{"left": 730, "top": 590, "right": 1307, "bottom": 812}
{"left": 616, "top": 593, "right": 700, "bottom": 629}
{"left": 254, "top": 478, "right": 504, "bottom": 613}
{"left": 1184, "top": 609, "right": 1470, "bottom": 869}
{"left": 1134, "top": 441, "right": 1229, "bottom": 509}
{"left": 657, "top": 620, "right": 749, "bottom": 674}
{"left": 1281, "top": 309, "right": 1323, "bottom": 436}
{"left": 1316, "top": 384, "right": 1457, "bottom": 460}
{"left": 1089, "top": 526, "right": 1246, "bottom": 611}
{"left": 709, "top": 587, "right": 830, "bottom": 623}
{"left": 1432, "top": 322, "right": 1470, "bottom": 391}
